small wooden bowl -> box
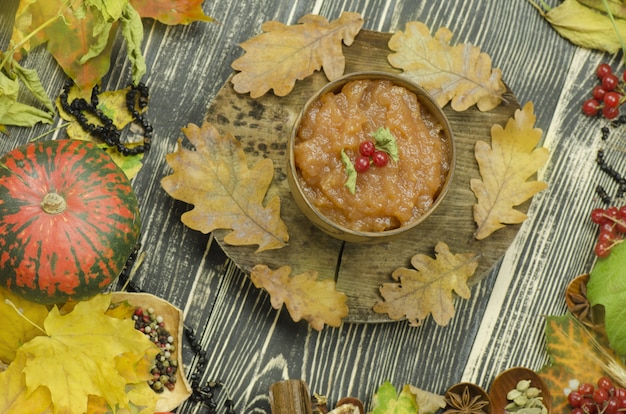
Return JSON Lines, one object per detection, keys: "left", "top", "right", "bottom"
{"left": 490, "top": 367, "right": 551, "bottom": 414}
{"left": 444, "top": 382, "right": 492, "bottom": 413}
{"left": 111, "top": 292, "right": 192, "bottom": 413}
{"left": 287, "top": 71, "right": 455, "bottom": 243}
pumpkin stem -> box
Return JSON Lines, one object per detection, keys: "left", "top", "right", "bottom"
{"left": 41, "top": 192, "right": 67, "bottom": 214}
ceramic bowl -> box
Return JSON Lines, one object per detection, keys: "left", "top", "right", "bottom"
{"left": 287, "top": 71, "right": 455, "bottom": 243}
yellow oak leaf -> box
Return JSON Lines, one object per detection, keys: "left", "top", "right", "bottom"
{"left": 161, "top": 121, "right": 289, "bottom": 252}
{"left": 250, "top": 264, "right": 349, "bottom": 330}
{"left": 373, "top": 242, "right": 478, "bottom": 327}
{"left": 231, "top": 12, "right": 364, "bottom": 98}
{"left": 0, "top": 287, "right": 48, "bottom": 364}
{"left": 387, "top": 21, "right": 506, "bottom": 111}
{"left": 471, "top": 101, "right": 549, "bottom": 240}
{"left": 15, "top": 294, "right": 159, "bottom": 414}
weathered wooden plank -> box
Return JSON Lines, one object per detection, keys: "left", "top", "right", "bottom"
{"left": 0, "top": 0, "right": 602, "bottom": 413}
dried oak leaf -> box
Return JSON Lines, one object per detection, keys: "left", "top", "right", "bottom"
{"left": 161, "top": 122, "right": 289, "bottom": 252}
{"left": 231, "top": 12, "right": 364, "bottom": 98}
{"left": 387, "top": 21, "right": 506, "bottom": 111}
{"left": 373, "top": 242, "right": 478, "bottom": 327}
{"left": 250, "top": 264, "right": 349, "bottom": 330}
{"left": 471, "top": 101, "right": 549, "bottom": 240}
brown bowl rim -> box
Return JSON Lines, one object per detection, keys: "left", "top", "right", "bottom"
{"left": 288, "top": 70, "right": 456, "bottom": 242}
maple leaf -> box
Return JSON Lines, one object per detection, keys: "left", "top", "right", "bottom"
{"left": 538, "top": 314, "right": 626, "bottom": 413}
{"left": 373, "top": 242, "right": 478, "bottom": 327}
{"left": 250, "top": 264, "right": 349, "bottom": 330}
{"left": 387, "top": 21, "right": 506, "bottom": 111}
{"left": 10, "top": 0, "right": 212, "bottom": 93}
{"left": 231, "top": 12, "right": 364, "bottom": 98}
{"left": 0, "top": 352, "right": 55, "bottom": 414}
{"left": 56, "top": 85, "right": 145, "bottom": 179}
{"left": 13, "top": 294, "right": 159, "bottom": 414}
{"left": 0, "top": 287, "right": 48, "bottom": 364}
{"left": 130, "top": 0, "right": 215, "bottom": 25}
{"left": 161, "top": 121, "right": 289, "bottom": 252}
{"left": 470, "top": 101, "right": 549, "bottom": 240}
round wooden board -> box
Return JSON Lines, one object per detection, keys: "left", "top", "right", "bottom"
{"left": 203, "top": 29, "right": 523, "bottom": 323}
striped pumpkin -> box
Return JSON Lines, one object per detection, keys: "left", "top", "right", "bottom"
{"left": 0, "top": 139, "right": 141, "bottom": 304}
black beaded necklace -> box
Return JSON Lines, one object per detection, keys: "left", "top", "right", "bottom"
{"left": 59, "top": 79, "right": 153, "bottom": 156}
{"left": 595, "top": 116, "right": 626, "bottom": 204}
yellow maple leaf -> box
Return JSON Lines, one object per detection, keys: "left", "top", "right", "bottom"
{"left": 14, "top": 294, "right": 159, "bottom": 414}
{"left": 250, "top": 264, "right": 349, "bottom": 330}
{"left": 231, "top": 12, "right": 364, "bottom": 98}
{"left": 161, "top": 121, "right": 289, "bottom": 252}
{"left": 0, "top": 352, "right": 54, "bottom": 414}
{"left": 387, "top": 21, "right": 506, "bottom": 111}
{"left": 471, "top": 101, "right": 549, "bottom": 240}
{"left": 373, "top": 242, "right": 478, "bottom": 327}
{"left": 0, "top": 287, "right": 48, "bottom": 364}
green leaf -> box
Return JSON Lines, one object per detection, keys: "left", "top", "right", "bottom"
{"left": 531, "top": 0, "right": 626, "bottom": 54}
{"left": 120, "top": 3, "right": 146, "bottom": 85}
{"left": 9, "top": 60, "right": 55, "bottom": 113}
{"left": 371, "top": 381, "right": 418, "bottom": 414}
{"left": 340, "top": 148, "right": 357, "bottom": 194}
{"left": 587, "top": 241, "right": 626, "bottom": 356}
{"left": 0, "top": 73, "right": 54, "bottom": 127}
{"left": 371, "top": 127, "right": 399, "bottom": 162}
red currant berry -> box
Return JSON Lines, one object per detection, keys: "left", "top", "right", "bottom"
{"left": 579, "top": 383, "right": 595, "bottom": 396}
{"left": 354, "top": 155, "right": 370, "bottom": 173}
{"left": 623, "top": 69, "right": 626, "bottom": 83}
{"left": 571, "top": 408, "right": 584, "bottom": 414}
{"left": 600, "top": 221, "right": 616, "bottom": 234}
{"left": 604, "top": 91, "right": 622, "bottom": 108}
{"left": 569, "top": 390, "right": 584, "bottom": 407}
{"left": 598, "top": 230, "right": 618, "bottom": 245}
{"left": 359, "top": 140, "right": 375, "bottom": 157}
{"left": 372, "top": 150, "right": 389, "bottom": 167}
{"left": 593, "top": 387, "right": 610, "bottom": 404}
{"left": 603, "top": 105, "right": 620, "bottom": 119}
{"left": 597, "top": 63, "right": 613, "bottom": 79}
{"left": 606, "top": 397, "right": 620, "bottom": 414}
{"left": 595, "top": 240, "right": 612, "bottom": 258}
{"left": 581, "top": 397, "right": 598, "bottom": 414}
{"left": 582, "top": 99, "right": 600, "bottom": 116}
{"left": 592, "top": 85, "right": 607, "bottom": 101}
{"left": 598, "top": 376, "right": 620, "bottom": 391}
{"left": 602, "top": 73, "right": 619, "bottom": 91}
{"left": 591, "top": 208, "right": 607, "bottom": 224}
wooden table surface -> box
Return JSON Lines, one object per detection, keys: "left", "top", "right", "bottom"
{"left": 0, "top": 0, "right": 614, "bottom": 412}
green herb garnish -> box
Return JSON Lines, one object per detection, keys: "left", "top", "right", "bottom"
{"left": 341, "top": 148, "right": 358, "bottom": 194}
{"left": 371, "top": 127, "right": 399, "bottom": 162}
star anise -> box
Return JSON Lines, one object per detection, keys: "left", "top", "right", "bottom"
{"left": 443, "top": 384, "right": 490, "bottom": 414}
{"left": 566, "top": 274, "right": 603, "bottom": 332}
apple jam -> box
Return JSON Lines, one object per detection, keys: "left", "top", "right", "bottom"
{"left": 293, "top": 79, "right": 451, "bottom": 232}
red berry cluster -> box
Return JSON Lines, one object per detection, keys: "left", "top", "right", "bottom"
{"left": 582, "top": 63, "right": 626, "bottom": 119}
{"left": 354, "top": 140, "right": 389, "bottom": 172}
{"left": 590, "top": 206, "right": 626, "bottom": 257}
{"left": 567, "top": 377, "right": 626, "bottom": 414}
